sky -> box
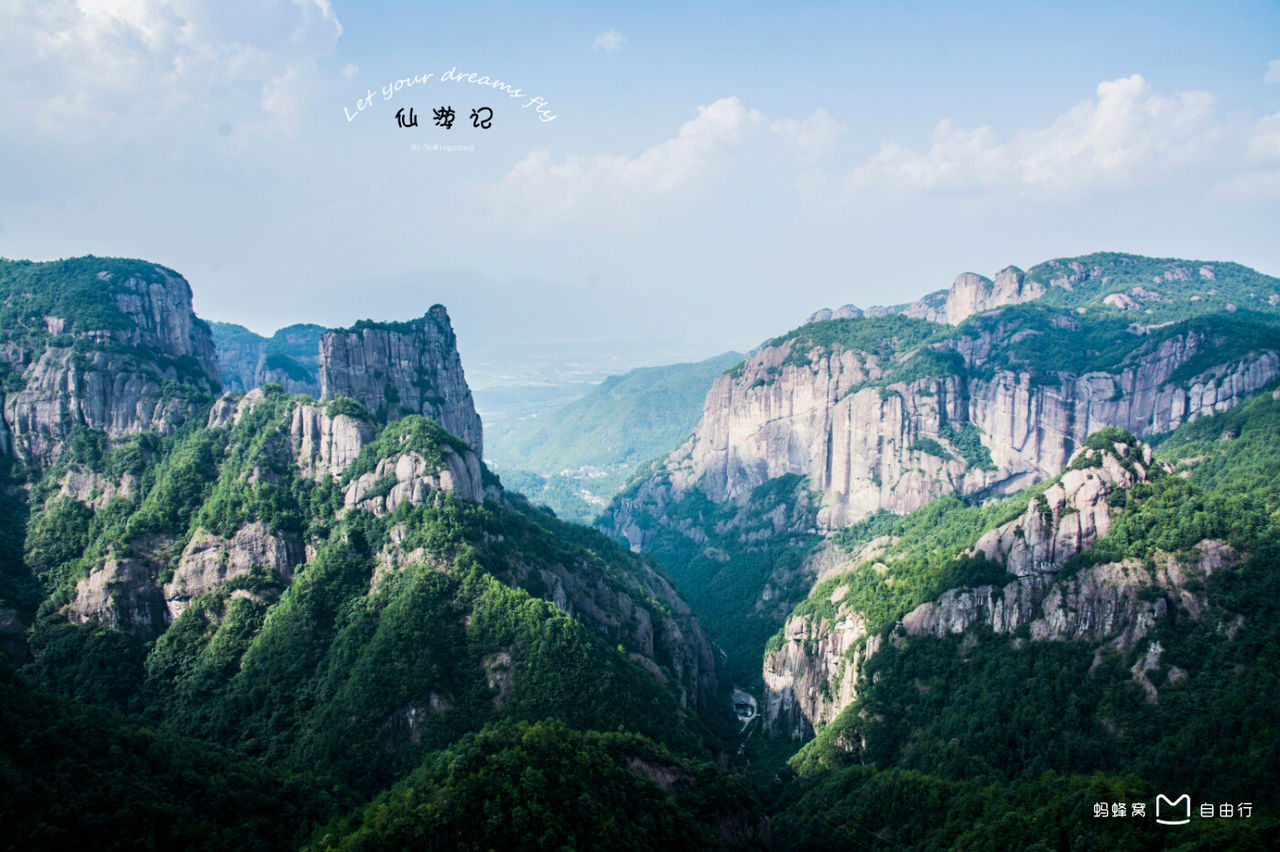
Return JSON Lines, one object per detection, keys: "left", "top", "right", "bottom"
{"left": 2, "top": 0, "right": 1279, "bottom": 385}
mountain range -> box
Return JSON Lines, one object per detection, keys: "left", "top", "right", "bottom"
{"left": 2, "top": 251, "right": 1278, "bottom": 849}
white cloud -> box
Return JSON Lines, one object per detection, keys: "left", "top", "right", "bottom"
{"left": 592, "top": 29, "right": 627, "bottom": 54}
{"left": 1248, "top": 111, "right": 1280, "bottom": 160}
{"left": 770, "top": 108, "right": 843, "bottom": 159}
{"left": 848, "top": 74, "right": 1220, "bottom": 194}
{"left": 0, "top": 0, "right": 344, "bottom": 138}
{"left": 341, "top": 62, "right": 359, "bottom": 79}
{"left": 1017, "top": 75, "right": 1217, "bottom": 188}
{"left": 1266, "top": 59, "right": 1280, "bottom": 84}
{"left": 304, "top": 0, "right": 341, "bottom": 36}
{"left": 491, "top": 97, "right": 763, "bottom": 225}
{"left": 1213, "top": 169, "right": 1280, "bottom": 201}
{"left": 848, "top": 120, "right": 1007, "bottom": 191}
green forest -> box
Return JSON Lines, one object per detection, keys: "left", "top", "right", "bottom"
{"left": 488, "top": 351, "right": 742, "bottom": 523}
{"left": 2, "top": 253, "right": 1279, "bottom": 849}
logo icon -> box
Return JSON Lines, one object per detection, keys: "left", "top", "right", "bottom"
{"left": 1156, "top": 794, "right": 1191, "bottom": 826}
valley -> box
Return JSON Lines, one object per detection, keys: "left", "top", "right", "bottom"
{"left": 2, "top": 252, "right": 1278, "bottom": 849}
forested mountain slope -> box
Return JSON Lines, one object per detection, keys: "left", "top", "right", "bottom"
{"left": 762, "top": 389, "right": 1280, "bottom": 849}
{"left": 0, "top": 257, "right": 766, "bottom": 850}
{"left": 489, "top": 351, "right": 742, "bottom": 523}
{"left": 602, "top": 253, "right": 1280, "bottom": 685}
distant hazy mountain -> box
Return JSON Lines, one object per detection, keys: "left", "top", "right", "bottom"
{"left": 209, "top": 321, "right": 325, "bottom": 396}
{"left": 486, "top": 350, "right": 743, "bottom": 523}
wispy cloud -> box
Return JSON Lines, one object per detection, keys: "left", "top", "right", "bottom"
{"left": 592, "top": 29, "right": 627, "bottom": 54}
{"left": 770, "top": 108, "right": 843, "bottom": 159}
{"left": 0, "top": 0, "right": 344, "bottom": 138}
{"left": 848, "top": 75, "right": 1220, "bottom": 194}
{"left": 489, "top": 97, "right": 763, "bottom": 226}
{"left": 1265, "top": 59, "right": 1280, "bottom": 84}
{"left": 1247, "top": 111, "right": 1280, "bottom": 160}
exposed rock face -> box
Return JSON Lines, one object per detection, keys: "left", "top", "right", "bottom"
{"left": 212, "top": 322, "right": 323, "bottom": 396}
{"left": 971, "top": 440, "right": 1157, "bottom": 576}
{"left": 343, "top": 446, "right": 484, "bottom": 513}
{"left": 762, "top": 611, "right": 881, "bottom": 740}
{"left": 69, "top": 554, "right": 169, "bottom": 639}
{"left": 57, "top": 466, "right": 140, "bottom": 509}
{"left": 946, "top": 266, "right": 1046, "bottom": 325}
{"left": 2, "top": 267, "right": 220, "bottom": 463}
{"left": 759, "top": 436, "right": 1230, "bottom": 739}
{"left": 900, "top": 542, "right": 1233, "bottom": 649}
{"left": 288, "top": 402, "right": 374, "bottom": 479}
{"left": 319, "top": 306, "right": 483, "bottom": 456}
{"left": 608, "top": 313, "right": 1280, "bottom": 548}
{"left": 111, "top": 270, "right": 220, "bottom": 373}
{"left": 164, "top": 522, "right": 303, "bottom": 621}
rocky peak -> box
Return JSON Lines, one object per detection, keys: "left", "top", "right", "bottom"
{"left": 319, "top": 306, "right": 483, "bottom": 457}
{"left": 1, "top": 259, "right": 222, "bottom": 463}
{"left": 946, "top": 265, "right": 1044, "bottom": 324}
{"left": 107, "top": 269, "right": 220, "bottom": 379}
{"left": 806, "top": 304, "right": 864, "bottom": 324}
{"left": 971, "top": 432, "right": 1160, "bottom": 577}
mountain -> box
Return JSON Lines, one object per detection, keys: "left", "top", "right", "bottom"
{"left": 0, "top": 257, "right": 220, "bottom": 464}
{"left": 7, "top": 250, "right": 1280, "bottom": 848}
{"left": 587, "top": 250, "right": 1280, "bottom": 846}
{"left": 487, "top": 351, "right": 743, "bottom": 523}
{"left": 600, "top": 254, "right": 1280, "bottom": 685}
{"left": 764, "top": 394, "right": 1280, "bottom": 848}
{"left": 210, "top": 321, "right": 325, "bottom": 397}
{"left": 0, "top": 256, "right": 770, "bottom": 850}
{"left": 318, "top": 309, "right": 485, "bottom": 456}
{"left": 807, "top": 251, "right": 1280, "bottom": 328}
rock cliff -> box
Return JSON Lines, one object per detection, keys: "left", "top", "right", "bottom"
{"left": 759, "top": 436, "right": 1220, "bottom": 739}
{"left": 211, "top": 322, "right": 324, "bottom": 396}
{"left": 63, "top": 386, "right": 716, "bottom": 708}
{"left": 1, "top": 260, "right": 221, "bottom": 463}
{"left": 806, "top": 252, "right": 1280, "bottom": 330}
{"left": 288, "top": 401, "right": 375, "bottom": 479}
{"left": 319, "top": 306, "right": 484, "bottom": 456}
{"left": 608, "top": 308, "right": 1280, "bottom": 548}
{"left": 163, "top": 521, "right": 303, "bottom": 621}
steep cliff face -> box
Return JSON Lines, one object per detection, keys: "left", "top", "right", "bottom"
{"left": 163, "top": 521, "right": 303, "bottom": 622}
{"left": 0, "top": 259, "right": 221, "bottom": 463}
{"left": 287, "top": 401, "right": 375, "bottom": 478}
{"left": 60, "top": 386, "right": 716, "bottom": 711}
{"left": 319, "top": 306, "right": 483, "bottom": 456}
{"left": 761, "top": 609, "right": 880, "bottom": 740}
{"left": 69, "top": 551, "right": 171, "bottom": 639}
{"left": 608, "top": 308, "right": 1280, "bottom": 550}
{"left": 945, "top": 266, "right": 1047, "bottom": 324}
{"left": 759, "top": 434, "right": 1219, "bottom": 739}
{"left": 210, "top": 322, "right": 323, "bottom": 396}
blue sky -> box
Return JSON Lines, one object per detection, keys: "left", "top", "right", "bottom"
{"left": 2, "top": 0, "right": 1278, "bottom": 372}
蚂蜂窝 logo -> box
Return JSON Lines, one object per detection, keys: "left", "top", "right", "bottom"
{"left": 1155, "top": 793, "right": 1191, "bottom": 826}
